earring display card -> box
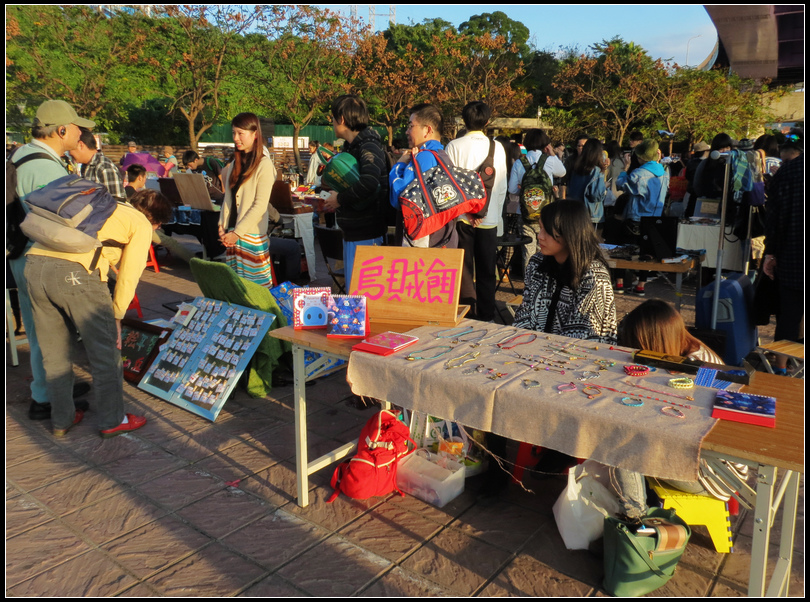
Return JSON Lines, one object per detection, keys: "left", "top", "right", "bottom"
{"left": 138, "top": 297, "right": 275, "bottom": 421}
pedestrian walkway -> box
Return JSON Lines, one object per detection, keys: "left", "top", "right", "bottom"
{"left": 6, "top": 235, "right": 804, "bottom": 596}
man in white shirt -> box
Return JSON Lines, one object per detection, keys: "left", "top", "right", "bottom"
{"left": 446, "top": 101, "right": 508, "bottom": 322}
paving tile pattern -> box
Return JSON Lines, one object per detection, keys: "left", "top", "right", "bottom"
{"left": 5, "top": 236, "right": 803, "bottom": 597}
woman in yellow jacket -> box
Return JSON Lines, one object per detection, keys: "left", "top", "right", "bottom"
{"left": 218, "top": 112, "right": 280, "bottom": 287}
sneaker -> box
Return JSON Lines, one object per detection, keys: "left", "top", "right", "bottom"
{"left": 100, "top": 413, "right": 147, "bottom": 439}
{"left": 53, "top": 410, "right": 85, "bottom": 437}
{"left": 614, "top": 282, "right": 625, "bottom": 294}
{"left": 632, "top": 285, "right": 645, "bottom": 296}
{"left": 29, "top": 394, "right": 91, "bottom": 421}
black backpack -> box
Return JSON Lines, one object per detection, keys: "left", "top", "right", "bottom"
{"left": 6, "top": 150, "right": 63, "bottom": 260}
{"left": 470, "top": 138, "right": 497, "bottom": 219}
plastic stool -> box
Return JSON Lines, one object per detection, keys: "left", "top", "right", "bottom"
{"left": 512, "top": 443, "right": 584, "bottom": 483}
{"left": 145, "top": 244, "right": 160, "bottom": 273}
{"left": 128, "top": 293, "right": 143, "bottom": 318}
{"left": 648, "top": 479, "right": 733, "bottom": 553}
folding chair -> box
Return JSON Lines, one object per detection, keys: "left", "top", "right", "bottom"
{"left": 314, "top": 225, "right": 346, "bottom": 293}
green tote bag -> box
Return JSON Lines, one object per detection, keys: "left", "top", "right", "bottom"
{"left": 603, "top": 507, "right": 691, "bottom": 597}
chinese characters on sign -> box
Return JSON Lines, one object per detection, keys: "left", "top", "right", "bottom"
{"left": 355, "top": 255, "right": 458, "bottom": 304}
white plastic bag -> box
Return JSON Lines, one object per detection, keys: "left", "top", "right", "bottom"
{"left": 552, "top": 460, "right": 622, "bottom": 550}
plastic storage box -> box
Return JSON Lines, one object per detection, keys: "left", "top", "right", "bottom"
{"left": 397, "top": 451, "right": 465, "bottom": 507}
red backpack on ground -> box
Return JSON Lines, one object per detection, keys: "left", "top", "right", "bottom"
{"left": 327, "top": 410, "right": 415, "bottom": 503}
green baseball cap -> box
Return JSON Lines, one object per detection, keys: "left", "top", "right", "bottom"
{"left": 34, "top": 100, "right": 96, "bottom": 128}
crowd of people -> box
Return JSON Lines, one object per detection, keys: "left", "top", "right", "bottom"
{"left": 6, "top": 97, "right": 803, "bottom": 513}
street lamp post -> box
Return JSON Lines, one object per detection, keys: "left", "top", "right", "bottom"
{"left": 685, "top": 34, "right": 702, "bottom": 67}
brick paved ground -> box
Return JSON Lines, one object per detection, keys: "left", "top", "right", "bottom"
{"left": 6, "top": 233, "right": 803, "bottom": 596}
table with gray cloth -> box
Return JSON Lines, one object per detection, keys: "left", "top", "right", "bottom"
{"left": 347, "top": 320, "right": 720, "bottom": 482}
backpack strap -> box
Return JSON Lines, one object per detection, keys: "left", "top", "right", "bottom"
{"left": 7, "top": 152, "right": 64, "bottom": 207}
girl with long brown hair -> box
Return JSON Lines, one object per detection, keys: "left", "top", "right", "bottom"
{"left": 218, "top": 112, "right": 280, "bottom": 287}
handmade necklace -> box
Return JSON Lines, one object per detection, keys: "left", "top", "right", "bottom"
{"left": 497, "top": 333, "right": 538, "bottom": 351}
{"left": 433, "top": 325, "right": 473, "bottom": 340}
{"left": 594, "top": 359, "right": 616, "bottom": 371}
{"left": 444, "top": 351, "right": 480, "bottom": 370}
{"left": 462, "top": 363, "right": 487, "bottom": 375}
{"left": 452, "top": 329, "right": 490, "bottom": 344}
{"left": 470, "top": 331, "right": 502, "bottom": 348}
{"left": 405, "top": 345, "right": 454, "bottom": 361}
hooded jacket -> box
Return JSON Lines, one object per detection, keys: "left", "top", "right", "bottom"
{"left": 336, "top": 127, "right": 388, "bottom": 242}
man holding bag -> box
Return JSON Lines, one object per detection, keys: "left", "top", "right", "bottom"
{"left": 389, "top": 103, "right": 458, "bottom": 249}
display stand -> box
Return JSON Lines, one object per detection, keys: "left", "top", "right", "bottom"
{"left": 138, "top": 297, "right": 275, "bottom": 421}
{"left": 173, "top": 172, "right": 218, "bottom": 211}
{"left": 349, "top": 246, "right": 468, "bottom": 331}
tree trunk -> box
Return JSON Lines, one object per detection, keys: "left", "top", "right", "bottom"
{"left": 387, "top": 125, "right": 393, "bottom": 147}
{"left": 292, "top": 124, "right": 304, "bottom": 175}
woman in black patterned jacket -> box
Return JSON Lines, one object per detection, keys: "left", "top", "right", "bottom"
{"left": 513, "top": 200, "right": 617, "bottom": 343}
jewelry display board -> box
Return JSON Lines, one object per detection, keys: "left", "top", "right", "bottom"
{"left": 120, "top": 319, "right": 173, "bottom": 384}
{"left": 348, "top": 320, "right": 727, "bottom": 481}
{"left": 138, "top": 297, "right": 275, "bottom": 421}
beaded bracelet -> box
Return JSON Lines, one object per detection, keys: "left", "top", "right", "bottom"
{"left": 661, "top": 406, "right": 686, "bottom": 419}
{"left": 582, "top": 385, "right": 602, "bottom": 399}
{"left": 624, "top": 365, "right": 650, "bottom": 377}
{"left": 578, "top": 370, "right": 600, "bottom": 381}
{"left": 668, "top": 377, "right": 694, "bottom": 390}
{"left": 620, "top": 396, "right": 644, "bottom": 407}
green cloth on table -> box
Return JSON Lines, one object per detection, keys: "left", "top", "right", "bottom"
{"left": 189, "top": 258, "right": 290, "bottom": 397}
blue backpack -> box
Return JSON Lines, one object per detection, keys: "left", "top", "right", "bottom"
{"left": 20, "top": 175, "right": 120, "bottom": 266}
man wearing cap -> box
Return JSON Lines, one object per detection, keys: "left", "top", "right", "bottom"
{"left": 120, "top": 141, "right": 138, "bottom": 166}
{"left": 8, "top": 99, "right": 95, "bottom": 421}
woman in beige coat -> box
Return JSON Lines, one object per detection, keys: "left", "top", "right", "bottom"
{"left": 218, "top": 112, "right": 280, "bottom": 287}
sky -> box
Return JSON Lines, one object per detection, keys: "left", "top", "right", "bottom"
{"left": 325, "top": 4, "right": 719, "bottom": 67}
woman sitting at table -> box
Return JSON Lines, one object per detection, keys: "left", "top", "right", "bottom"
{"left": 483, "top": 201, "right": 618, "bottom": 497}
{"left": 218, "top": 112, "right": 280, "bottom": 288}
{"left": 616, "top": 300, "right": 748, "bottom": 504}
{"left": 513, "top": 200, "right": 616, "bottom": 342}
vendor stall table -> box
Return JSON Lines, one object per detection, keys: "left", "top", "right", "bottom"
{"left": 268, "top": 323, "right": 803, "bottom": 597}
{"left": 677, "top": 221, "right": 744, "bottom": 270}
{"left": 605, "top": 255, "right": 704, "bottom": 311}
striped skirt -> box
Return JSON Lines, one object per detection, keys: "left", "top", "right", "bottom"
{"left": 226, "top": 233, "right": 274, "bottom": 288}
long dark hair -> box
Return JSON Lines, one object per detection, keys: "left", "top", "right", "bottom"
{"left": 539, "top": 200, "right": 607, "bottom": 290}
{"left": 573, "top": 138, "right": 604, "bottom": 175}
{"left": 230, "top": 112, "right": 264, "bottom": 189}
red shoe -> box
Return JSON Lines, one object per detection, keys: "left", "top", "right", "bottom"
{"left": 632, "top": 285, "right": 645, "bottom": 296}
{"left": 54, "top": 410, "right": 85, "bottom": 437}
{"left": 100, "top": 413, "right": 147, "bottom": 439}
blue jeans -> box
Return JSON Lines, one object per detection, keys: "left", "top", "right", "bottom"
{"left": 24, "top": 256, "right": 124, "bottom": 430}
{"left": 610, "top": 467, "right": 647, "bottom": 519}
{"left": 8, "top": 254, "right": 48, "bottom": 404}
{"left": 343, "top": 237, "right": 384, "bottom": 292}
